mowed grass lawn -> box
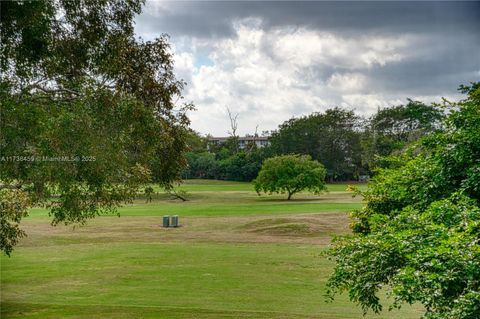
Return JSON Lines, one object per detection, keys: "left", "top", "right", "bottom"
{"left": 1, "top": 180, "right": 422, "bottom": 318}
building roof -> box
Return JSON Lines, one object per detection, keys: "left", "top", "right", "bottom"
{"left": 209, "top": 136, "right": 269, "bottom": 141}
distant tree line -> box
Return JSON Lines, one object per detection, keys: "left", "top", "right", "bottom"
{"left": 183, "top": 100, "right": 444, "bottom": 182}
{"left": 181, "top": 133, "right": 273, "bottom": 182}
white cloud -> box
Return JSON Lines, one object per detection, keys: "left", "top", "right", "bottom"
{"left": 341, "top": 94, "right": 404, "bottom": 114}
{"left": 269, "top": 29, "right": 410, "bottom": 70}
{"left": 327, "top": 73, "right": 367, "bottom": 92}
{"left": 173, "top": 52, "right": 196, "bottom": 85}
{"left": 170, "top": 20, "right": 435, "bottom": 135}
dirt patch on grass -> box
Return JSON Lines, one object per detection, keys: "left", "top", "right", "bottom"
{"left": 17, "top": 213, "right": 351, "bottom": 249}
{"left": 252, "top": 223, "right": 314, "bottom": 236}
{"left": 240, "top": 215, "right": 350, "bottom": 238}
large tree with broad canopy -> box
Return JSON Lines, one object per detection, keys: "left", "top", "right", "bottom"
{"left": 0, "top": 0, "right": 193, "bottom": 255}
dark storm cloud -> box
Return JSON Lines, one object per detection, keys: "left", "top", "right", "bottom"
{"left": 136, "top": 1, "right": 480, "bottom": 39}
{"left": 134, "top": 1, "right": 480, "bottom": 135}
{"left": 360, "top": 31, "right": 480, "bottom": 95}
{"left": 136, "top": 0, "right": 480, "bottom": 90}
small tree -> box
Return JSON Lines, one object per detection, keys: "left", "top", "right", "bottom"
{"left": 253, "top": 155, "right": 326, "bottom": 200}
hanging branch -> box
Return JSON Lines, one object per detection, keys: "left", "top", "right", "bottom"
{"left": 165, "top": 187, "right": 188, "bottom": 201}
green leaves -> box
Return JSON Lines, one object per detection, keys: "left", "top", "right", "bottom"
{"left": 327, "top": 84, "right": 480, "bottom": 318}
{"left": 0, "top": 189, "right": 30, "bottom": 256}
{"left": 270, "top": 108, "right": 363, "bottom": 181}
{"left": 329, "top": 195, "right": 480, "bottom": 318}
{"left": 0, "top": 0, "right": 191, "bottom": 255}
{"left": 253, "top": 154, "right": 327, "bottom": 200}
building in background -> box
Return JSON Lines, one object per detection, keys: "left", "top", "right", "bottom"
{"left": 208, "top": 136, "right": 270, "bottom": 149}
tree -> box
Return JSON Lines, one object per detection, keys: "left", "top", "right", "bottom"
{"left": 221, "top": 152, "right": 262, "bottom": 182}
{"left": 326, "top": 83, "right": 480, "bottom": 319}
{"left": 362, "top": 100, "right": 445, "bottom": 170}
{"left": 226, "top": 107, "right": 240, "bottom": 153}
{"left": 183, "top": 152, "right": 219, "bottom": 179}
{"left": 184, "top": 129, "right": 208, "bottom": 153}
{"left": 253, "top": 154, "right": 326, "bottom": 200}
{"left": 270, "top": 108, "right": 364, "bottom": 181}
{"left": 0, "top": 1, "right": 192, "bottom": 255}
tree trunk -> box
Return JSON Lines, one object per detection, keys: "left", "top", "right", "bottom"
{"left": 287, "top": 192, "right": 293, "bottom": 200}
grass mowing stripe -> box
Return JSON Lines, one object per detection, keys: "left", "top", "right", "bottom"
{"left": 1, "top": 242, "right": 420, "bottom": 319}
{"left": 2, "top": 180, "right": 423, "bottom": 319}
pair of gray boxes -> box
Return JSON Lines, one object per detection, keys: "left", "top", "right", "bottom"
{"left": 163, "top": 215, "right": 179, "bottom": 228}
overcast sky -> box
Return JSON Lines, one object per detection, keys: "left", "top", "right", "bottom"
{"left": 135, "top": 1, "right": 480, "bottom": 136}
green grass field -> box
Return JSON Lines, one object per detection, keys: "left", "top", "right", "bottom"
{"left": 1, "top": 180, "right": 422, "bottom": 318}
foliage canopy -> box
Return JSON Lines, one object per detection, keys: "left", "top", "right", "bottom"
{"left": 362, "top": 100, "right": 445, "bottom": 169}
{"left": 269, "top": 108, "right": 363, "bottom": 181}
{"left": 0, "top": 0, "right": 191, "bottom": 255}
{"left": 253, "top": 154, "right": 327, "bottom": 200}
{"left": 327, "top": 83, "right": 480, "bottom": 319}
